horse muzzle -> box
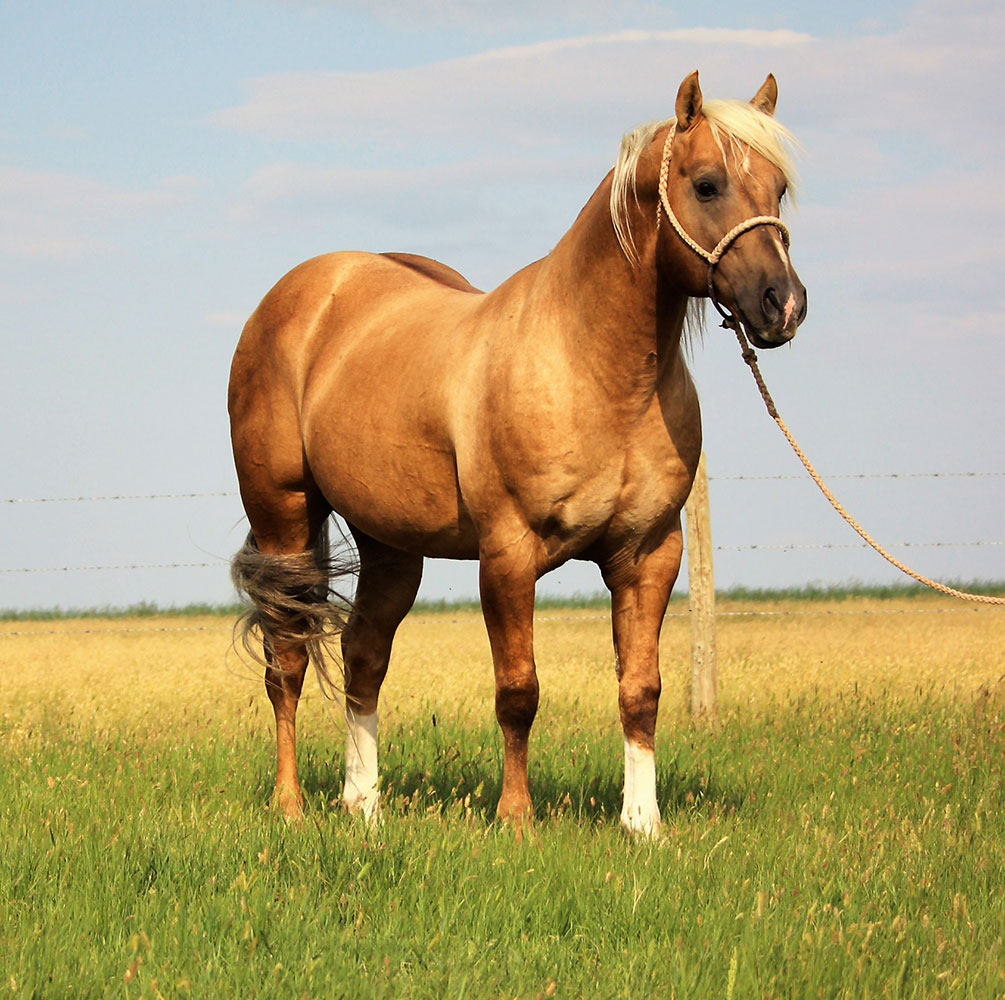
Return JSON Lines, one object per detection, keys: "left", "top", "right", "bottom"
{"left": 736, "top": 274, "right": 807, "bottom": 349}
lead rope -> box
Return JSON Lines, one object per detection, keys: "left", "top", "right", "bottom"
{"left": 658, "top": 121, "right": 1003, "bottom": 606}
{"left": 732, "top": 326, "right": 1005, "bottom": 607}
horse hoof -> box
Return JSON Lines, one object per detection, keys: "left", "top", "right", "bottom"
{"left": 620, "top": 812, "right": 662, "bottom": 841}
{"left": 342, "top": 792, "right": 381, "bottom": 827}
{"left": 496, "top": 798, "right": 536, "bottom": 843}
{"left": 271, "top": 787, "right": 305, "bottom": 822}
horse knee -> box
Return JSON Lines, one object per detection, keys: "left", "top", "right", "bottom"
{"left": 265, "top": 660, "right": 306, "bottom": 710}
{"left": 495, "top": 670, "right": 540, "bottom": 732}
{"left": 619, "top": 675, "right": 661, "bottom": 739}
{"left": 342, "top": 636, "right": 391, "bottom": 711}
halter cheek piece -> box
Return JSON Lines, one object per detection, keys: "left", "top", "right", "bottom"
{"left": 656, "top": 122, "right": 791, "bottom": 331}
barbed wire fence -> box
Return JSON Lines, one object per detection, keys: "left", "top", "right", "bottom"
{"left": 2, "top": 473, "right": 1003, "bottom": 638}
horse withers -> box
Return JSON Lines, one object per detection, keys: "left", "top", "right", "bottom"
{"left": 229, "top": 71, "right": 806, "bottom": 836}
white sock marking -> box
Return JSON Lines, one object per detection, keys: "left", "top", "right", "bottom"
{"left": 344, "top": 706, "right": 379, "bottom": 822}
{"left": 621, "top": 738, "right": 661, "bottom": 838}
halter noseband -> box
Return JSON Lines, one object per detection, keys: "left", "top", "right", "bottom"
{"left": 656, "top": 122, "right": 791, "bottom": 330}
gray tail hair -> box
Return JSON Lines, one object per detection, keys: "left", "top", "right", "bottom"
{"left": 230, "top": 520, "right": 357, "bottom": 698}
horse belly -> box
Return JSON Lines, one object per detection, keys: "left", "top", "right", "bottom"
{"left": 333, "top": 471, "right": 477, "bottom": 559}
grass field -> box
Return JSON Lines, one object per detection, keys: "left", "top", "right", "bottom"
{"left": 2, "top": 593, "right": 1003, "bottom": 997}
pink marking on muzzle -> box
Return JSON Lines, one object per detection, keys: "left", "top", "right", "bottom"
{"left": 783, "top": 292, "right": 796, "bottom": 326}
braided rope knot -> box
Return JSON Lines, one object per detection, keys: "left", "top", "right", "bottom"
{"left": 738, "top": 344, "right": 778, "bottom": 418}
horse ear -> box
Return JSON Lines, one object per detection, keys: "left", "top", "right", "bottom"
{"left": 751, "top": 74, "right": 778, "bottom": 116}
{"left": 675, "top": 71, "right": 703, "bottom": 130}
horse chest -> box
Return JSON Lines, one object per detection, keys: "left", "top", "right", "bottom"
{"left": 607, "top": 405, "right": 700, "bottom": 543}
{"left": 511, "top": 422, "right": 695, "bottom": 559}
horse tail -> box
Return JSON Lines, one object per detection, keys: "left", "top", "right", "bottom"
{"left": 230, "top": 520, "right": 356, "bottom": 697}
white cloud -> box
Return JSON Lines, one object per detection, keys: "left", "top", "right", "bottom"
{"left": 452, "top": 28, "right": 812, "bottom": 62}
{"left": 287, "top": 0, "right": 677, "bottom": 33}
{"left": 212, "top": 3, "right": 1002, "bottom": 165}
{"left": 0, "top": 169, "right": 195, "bottom": 260}
{"left": 210, "top": 29, "right": 813, "bottom": 148}
{"left": 237, "top": 154, "right": 585, "bottom": 206}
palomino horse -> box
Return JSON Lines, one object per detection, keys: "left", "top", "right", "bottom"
{"left": 229, "top": 71, "right": 806, "bottom": 836}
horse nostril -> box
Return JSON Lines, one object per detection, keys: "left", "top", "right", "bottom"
{"left": 762, "top": 286, "right": 782, "bottom": 321}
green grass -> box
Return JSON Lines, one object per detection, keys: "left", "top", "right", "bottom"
{"left": 3, "top": 693, "right": 1002, "bottom": 998}
{"left": 0, "top": 600, "right": 244, "bottom": 622}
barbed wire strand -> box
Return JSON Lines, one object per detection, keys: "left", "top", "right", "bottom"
{"left": 715, "top": 541, "right": 1003, "bottom": 552}
{"left": 710, "top": 472, "right": 1005, "bottom": 482}
{"left": 2, "top": 472, "right": 1004, "bottom": 504}
{"left": 0, "top": 562, "right": 219, "bottom": 574}
{"left": 1, "top": 492, "right": 238, "bottom": 504}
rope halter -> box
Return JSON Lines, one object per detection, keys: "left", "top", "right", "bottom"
{"left": 656, "top": 122, "right": 791, "bottom": 330}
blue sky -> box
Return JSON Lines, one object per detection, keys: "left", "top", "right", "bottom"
{"left": 1, "top": 0, "right": 1002, "bottom": 610}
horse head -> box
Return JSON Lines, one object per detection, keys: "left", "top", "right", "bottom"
{"left": 656, "top": 72, "right": 807, "bottom": 348}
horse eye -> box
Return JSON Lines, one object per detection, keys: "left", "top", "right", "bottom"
{"left": 694, "top": 180, "right": 718, "bottom": 202}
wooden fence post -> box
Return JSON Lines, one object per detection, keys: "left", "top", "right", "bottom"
{"left": 684, "top": 451, "right": 718, "bottom": 725}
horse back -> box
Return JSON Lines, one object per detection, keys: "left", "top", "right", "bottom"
{"left": 380, "top": 252, "right": 481, "bottom": 293}
{"left": 232, "top": 251, "right": 479, "bottom": 378}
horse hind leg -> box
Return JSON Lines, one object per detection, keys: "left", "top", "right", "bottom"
{"left": 231, "top": 490, "right": 350, "bottom": 818}
{"left": 340, "top": 529, "right": 423, "bottom": 822}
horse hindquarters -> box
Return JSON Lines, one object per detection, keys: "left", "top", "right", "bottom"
{"left": 230, "top": 320, "right": 348, "bottom": 816}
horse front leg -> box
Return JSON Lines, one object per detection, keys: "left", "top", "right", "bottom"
{"left": 604, "top": 524, "right": 685, "bottom": 838}
{"left": 478, "top": 532, "right": 540, "bottom": 828}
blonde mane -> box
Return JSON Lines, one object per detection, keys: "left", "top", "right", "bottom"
{"left": 610, "top": 99, "right": 799, "bottom": 266}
